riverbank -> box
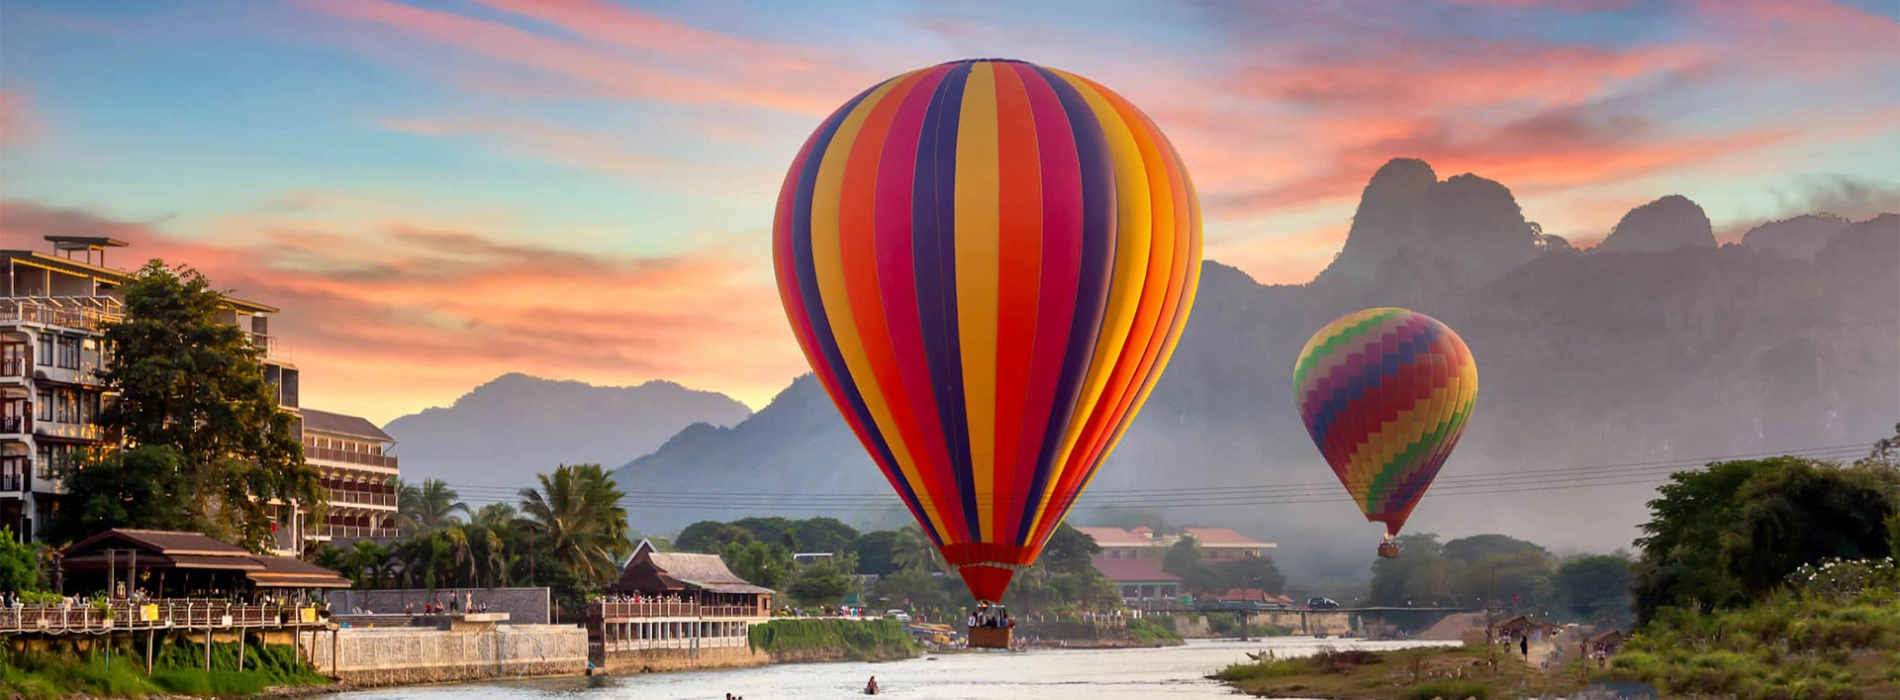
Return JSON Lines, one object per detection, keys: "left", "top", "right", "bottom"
{"left": 746, "top": 618, "right": 917, "bottom": 663}
{"left": 1211, "top": 643, "right": 1584, "bottom": 699}
{"left": 0, "top": 638, "right": 328, "bottom": 700}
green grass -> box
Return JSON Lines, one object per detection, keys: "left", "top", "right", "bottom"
{"left": 1604, "top": 595, "right": 1900, "bottom": 700}
{"left": 748, "top": 618, "right": 917, "bottom": 661}
{"left": 0, "top": 636, "right": 327, "bottom": 699}
{"left": 1402, "top": 679, "right": 1492, "bottom": 700}
{"left": 1210, "top": 645, "right": 1582, "bottom": 699}
{"left": 1127, "top": 618, "right": 1183, "bottom": 645}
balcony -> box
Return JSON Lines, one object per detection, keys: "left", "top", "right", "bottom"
{"left": 1, "top": 358, "right": 22, "bottom": 378}
{"left": 305, "top": 446, "right": 396, "bottom": 470}
{"left": 314, "top": 524, "right": 401, "bottom": 540}
{"left": 36, "top": 421, "right": 105, "bottom": 442}
{"left": 0, "top": 298, "right": 123, "bottom": 333}
{"left": 250, "top": 333, "right": 292, "bottom": 363}
{"left": 326, "top": 489, "right": 398, "bottom": 509}
{"left": 0, "top": 472, "right": 24, "bottom": 493}
{"left": 0, "top": 416, "right": 22, "bottom": 435}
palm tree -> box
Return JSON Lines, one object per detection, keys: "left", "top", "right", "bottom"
{"left": 398, "top": 478, "right": 470, "bottom": 535}
{"left": 474, "top": 502, "right": 517, "bottom": 528}
{"left": 518, "top": 464, "right": 630, "bottom": 585}
{"left": 892, "top": 525, "right": 947, "bottom": 573}
{"left": 350, "top": 539, "right": 390, "bottom": 589}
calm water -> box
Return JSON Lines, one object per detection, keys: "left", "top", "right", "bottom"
{"left": 332, "top": 638, "right": 1456, "bottom": 700}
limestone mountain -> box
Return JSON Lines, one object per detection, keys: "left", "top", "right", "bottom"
{"left": 1594, "top": 195, "right": 1717, "bottom": 254}
{"left": 383, "top": 373, "right": 752, "bottom": 493}
{"left": 609, "top": 159, "right": 1899, "bottom": 574}
{"left": 1742, "top": 214, "right": 1852, "bottom": 259}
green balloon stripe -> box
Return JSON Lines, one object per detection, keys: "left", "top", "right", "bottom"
{"left": 1292, "top": 309, "right": 1402, "bottom": 389}
{"left": 1361, "top": 399, "right": 1474, "bottom": 511}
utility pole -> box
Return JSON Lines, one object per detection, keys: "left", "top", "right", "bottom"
{"left": 1486, "top": 566, "right": 1497, "bottom": 665}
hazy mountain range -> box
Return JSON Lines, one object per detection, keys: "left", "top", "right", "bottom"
{"left": 385, "top": 158, "right": 1900, "bottom": 582}
{"left": 383, "top": 373, "right": 751, "bottom": 500}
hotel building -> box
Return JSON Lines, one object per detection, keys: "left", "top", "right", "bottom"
{"left": 3, "top": 236, "right": 387, "bottom": 552}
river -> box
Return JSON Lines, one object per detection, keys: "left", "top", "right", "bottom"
{"left": 330, "top": 638, "right": 1457, "bottom": 700}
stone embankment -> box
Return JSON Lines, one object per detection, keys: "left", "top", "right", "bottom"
{"left": 310, "top": 617, "right": 587, "bottom": 687}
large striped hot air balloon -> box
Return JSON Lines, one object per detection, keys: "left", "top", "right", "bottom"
{"left": 1293, "top": 308, "right": 1477, "bottom": 558}
{"left": 774, "top": 59, "right": 1200, "bottom": 603}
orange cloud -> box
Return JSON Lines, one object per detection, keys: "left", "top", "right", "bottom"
{"left": 1204, "top": 223, "right": 1351, "bottom": 286}
{"left": 0, "top": 199, "right": 804, "bottom": 423}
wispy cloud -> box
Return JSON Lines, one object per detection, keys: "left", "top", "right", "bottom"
{"left": 294, "top": 0, "right": 872, "bottom": 115}
{"left": 0, "top": 199, "right": 803, "bottom": 422}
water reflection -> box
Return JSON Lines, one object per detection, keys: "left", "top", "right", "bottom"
{"left": 332, "top": 638, "right": 1456, "bottom": 700}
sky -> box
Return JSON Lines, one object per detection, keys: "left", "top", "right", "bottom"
{"left": 1, "top": 0, "right": 1896, "bottom": 424}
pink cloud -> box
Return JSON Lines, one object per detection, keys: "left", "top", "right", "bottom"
{"left": 0, "top": 199, "right": 803, "bottom": 422}
{"left": 295, "top": 0, "right": 872, "bottom": 115}
{"left": 0, "top": 90, "right": 39, "bottom": 144}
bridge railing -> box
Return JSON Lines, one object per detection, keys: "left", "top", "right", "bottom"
{"left": 0, "top": 601, "right": 322, "bottom": 635}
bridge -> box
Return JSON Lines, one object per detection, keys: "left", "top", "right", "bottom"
{"left": 1134, "top": 602, "right": 1505, "bottom": 637}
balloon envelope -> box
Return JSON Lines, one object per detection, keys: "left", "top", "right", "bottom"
{"left": 774, "top": 58, "right": 1201, "bottom": 602}
{"left": 1294, "top": 308, "right": 1477, "bottom": 538}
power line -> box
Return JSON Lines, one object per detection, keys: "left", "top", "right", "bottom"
{"left": 422, "top": 443, "right": 1871, "bottom": 512}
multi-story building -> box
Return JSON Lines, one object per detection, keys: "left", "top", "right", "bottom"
{"left": 299, "top": 408, "right": 401, "bottom": 545}
{"left": 2, "top": 236, "right": 300, "bottom": 545}
{"left": 1074, "top": 526, "right": 1277, "bottom": 562}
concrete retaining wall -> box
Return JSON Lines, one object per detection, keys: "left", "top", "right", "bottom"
{"left": 593, "top": 639, "right": 767, "bottom": 674}
{"left": 310, "top": 624, "right": 586, "bottom": 686}
{"left": 328, "top": 588, "right": 551, "bottom": 625}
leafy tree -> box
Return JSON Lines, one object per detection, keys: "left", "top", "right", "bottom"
{"left": 787, "top": 559, "right": 852, "bottom": 606}
{"left": 1441, "top": 534, "right": 1548, "bottom": 565}
{"left": 1633, "top": 457, "right": 1899, "bottom": 624}
{"left": 518, "top": 464, "right": 631, "bottom": 586}
{"left": 45, "top": 446, "right": 203, "bottom": 543}
{"left": 891, "top": 525, "right": 946, "bottom": 573}
{"left": 51, "top": 261, "right": 319, "bottom": 550}
{"left": 0, "top": 527, "right": 41, "bottom": 592}
{"left": 351, "top": 539, "right": 392, "bottom": 589}
{"left": 1212, "top": 556, "right": 1286, "bottom": 594}
{"left": 1551, "top": 553, "right": 1635, "bottom": 624}
{"left": 788, "top": 517, "right": 859, "bottom": 554}
{"left": 1042, "top": 523, "right": 1101, "bottom": 575}
{"left": 724, "top": 540, "right": 792, "bottom": 590}
{"left": 677, "top": 520, "right": 755, "bottom": 553}
{"left": 400, "top": 478, "right": 470, "bottom": 535}
{"left": 1162, "top": 534, "right": 1218, "bottom": 595}
{"left": 874, "top": 567, "right": 949, "bottom": 613}
{"left": 850, "top": 530, "right": 899, "bottom": 576}
{"left": 1366, "top": 533, "right": 1458, "bottom": 607}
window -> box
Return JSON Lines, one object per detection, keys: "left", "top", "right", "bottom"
{"left": 56, "top": 337, "right": 80, "bottom": 369}
{"left": 36, "top": 335, "right": 52, "bottom": 366}
{"left": 54, "top": 391, "right": 75, "bottom": 424}
{"left": 35, "top": 391, "right": 51, "bottom": 421}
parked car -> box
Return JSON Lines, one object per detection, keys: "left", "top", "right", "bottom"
{"left": 886, "top": 609, "right": 912, "bottom": 622}
{"left": 1307, "top": 597, "right": 1340, "bottom": 610}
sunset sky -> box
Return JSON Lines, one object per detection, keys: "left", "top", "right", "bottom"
{"left": 2, "top": 0, "right": 1895, "bottom": 424}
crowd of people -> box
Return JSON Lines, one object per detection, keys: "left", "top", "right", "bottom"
{"left": 966, "top": 603, "right": 1014, "bottom": 629}
{"left": 389, "top": 590, "right": 488, "bottom": 616}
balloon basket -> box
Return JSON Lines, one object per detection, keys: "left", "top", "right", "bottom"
{"left": 968, "top": 627, "right": 1013, "bottom": 649}
{"left": 1377, "top": 541, "right": 1402, "bottom": 558}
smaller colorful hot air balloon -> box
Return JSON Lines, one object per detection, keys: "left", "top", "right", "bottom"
{"left": 1293, "top": 308, "right": 1477, "bottom": 558}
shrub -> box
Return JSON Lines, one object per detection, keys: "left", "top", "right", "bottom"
{"left": 1402, "top": 679, "right": 1491, "bottom": 700}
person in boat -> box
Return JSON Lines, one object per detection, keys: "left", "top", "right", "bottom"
{"left": 866, "top": 676, "right": 879, "bottom": 694}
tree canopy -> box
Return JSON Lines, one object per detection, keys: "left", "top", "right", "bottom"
{"left": 47, "top": 261, "right": 320, "bottom": 550}
{"left": 1633, "top": 456, "right": 1899, "bottom": 624}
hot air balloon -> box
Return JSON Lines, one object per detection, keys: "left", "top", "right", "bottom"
{"left": 774, "top": 59, "right": 1201, "bottom": 605}
{"left": 1293, "top": 308, "right": 1477, "bottom": 558}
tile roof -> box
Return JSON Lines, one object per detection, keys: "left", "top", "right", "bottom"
{"left": 1180, "top": 527, "right": 1274, "bottom": 548}
{"left": 1075, "top": 527, "right": 1149, "bottom": 546}
{"left": 1092, "top": 557, "right": 1181, "bottom": 583}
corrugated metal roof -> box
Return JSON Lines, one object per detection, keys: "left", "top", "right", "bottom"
{"left": 301, "top": 408, "right": 393, "bottom": 442}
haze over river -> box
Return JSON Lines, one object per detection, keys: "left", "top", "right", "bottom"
{"left": 332, "top": 638, "right": 1456, "bottom": 700}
